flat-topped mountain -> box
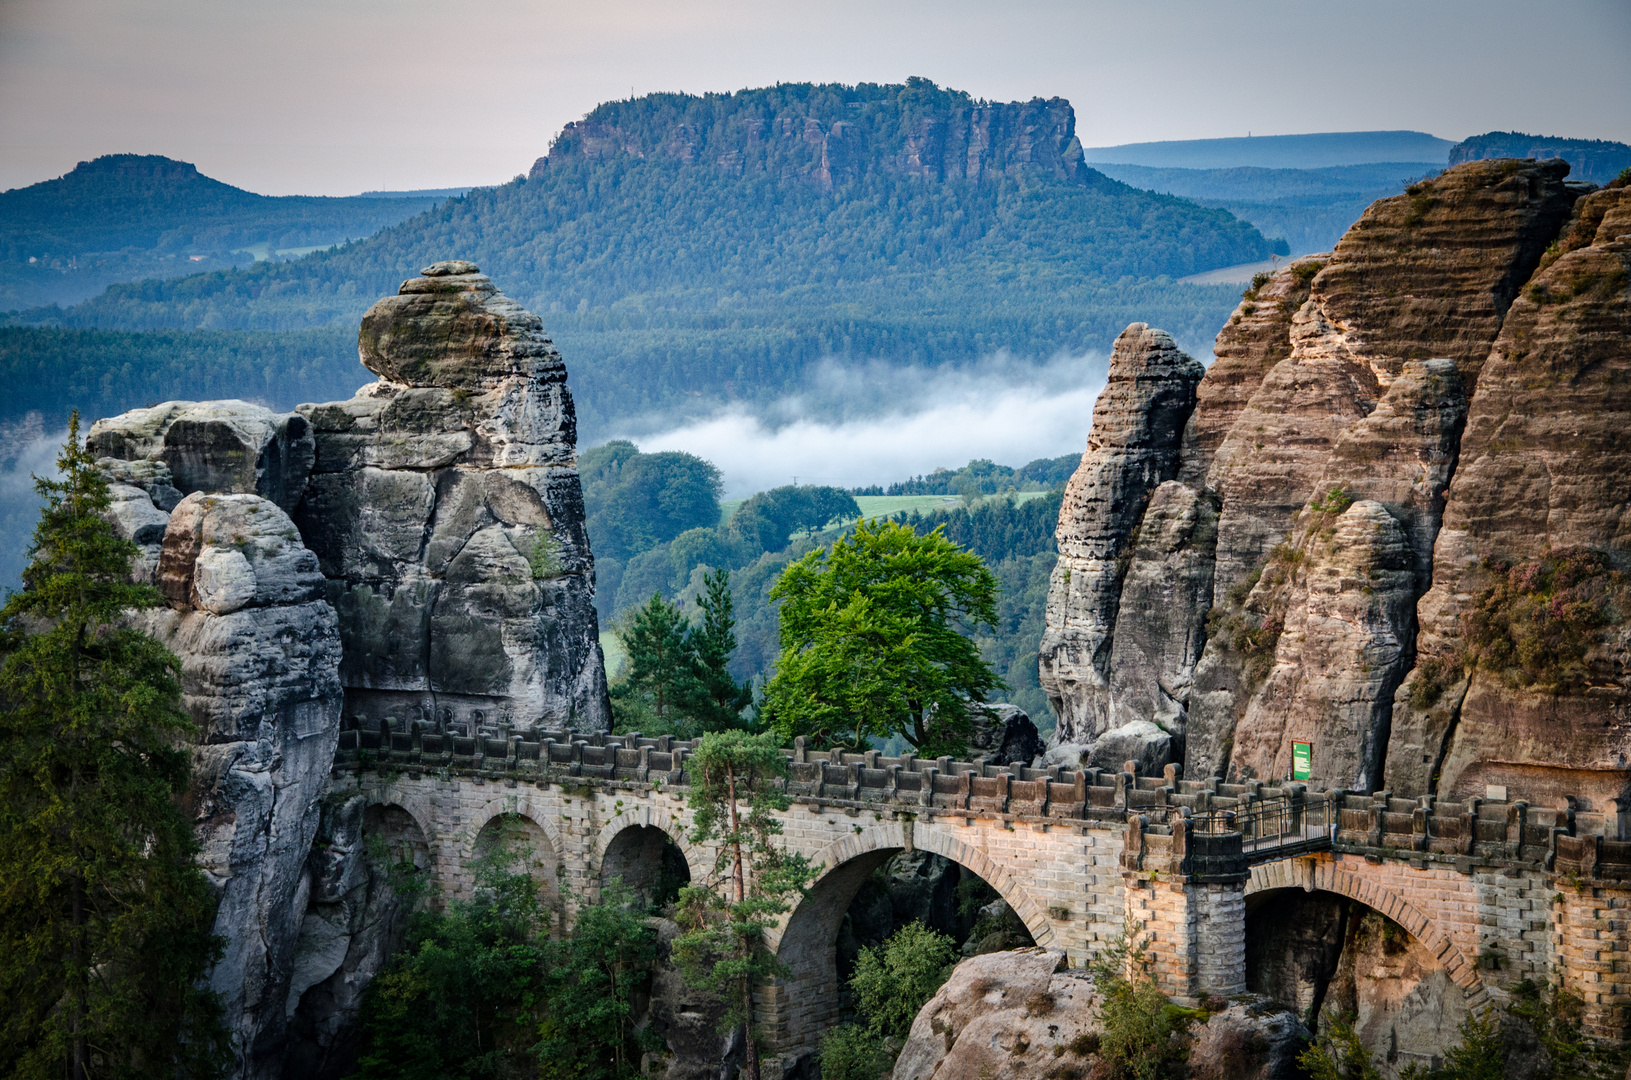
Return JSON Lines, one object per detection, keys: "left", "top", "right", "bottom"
{"left": 1449, "top": 131, "right": 1631, "bottom": 184}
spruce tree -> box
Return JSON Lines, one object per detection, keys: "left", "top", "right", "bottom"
{"left": 685, "top": 568, "right": 753, "bottom": 732}
{"left": 0, "top": 416, "right": 228, "bottom": 1080}
{"left": 611, "top": 592, "right": 698, "bottom": 735}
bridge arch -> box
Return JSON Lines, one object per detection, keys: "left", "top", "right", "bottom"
{"left": 592, "top": 806, "right": 700, "bottom": 906}
{"left": 763, "top": 820, "right": 1054, "bottom": 1055}
{"left": 1246, "top": 857, "right": 1486, "bottom": 1002}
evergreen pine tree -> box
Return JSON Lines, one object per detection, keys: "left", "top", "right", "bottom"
{"left": 672, "top": 731, "right": 814, "bottom": 1080}
{"left": 685, "top": 568, "right": 753, "bottom": 732}
{"left": 0, "top": 415, "right": 228, "bottom": 1080}
{"left": 611, "top": 592, "right": 698, "bottom": 735}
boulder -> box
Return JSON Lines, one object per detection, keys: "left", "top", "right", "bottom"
{"left": 893, "top": 950, "right": 1310, "bottom": 1080}
{"left": 1085, "top": 719, "right": 1175, "bottom": 776}
{"left": 969, "top": 702, "right": 1045, "bottom": 766}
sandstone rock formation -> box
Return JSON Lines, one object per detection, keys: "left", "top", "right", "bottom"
{"left": 86, "top": 260, "right": 609, "bottom": 1078}
{"left": 1385, "top": 184, "right": 1631, "bottom": 806}
{"left": 91, "top": 485, "right": 343, "bottom": 1080}
{"left": 968, "top": 702, "right": 1045, "bottom": 766}
{"left": 295, "top": 260, "right": 610, "bottom": 737}
{"left": 1038, "top": 324, "right": 1203, "bottom": 765}
{"left": 892, "top": 949, "right": 1309, "bottom": 1080}
{"left": 1041, "top": 158, "right": 1626, "bottom": 794}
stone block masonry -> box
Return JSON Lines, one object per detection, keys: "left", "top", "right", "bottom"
{"left": 329, "top": 731, "right": 1631, "bottom": 1057}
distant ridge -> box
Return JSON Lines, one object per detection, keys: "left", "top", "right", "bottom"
{"left": 1082, "top": 130, "right": 1453, "bottom": 170}
{"left": 1448, "top": 132, "right": 1631, "bottom": 184}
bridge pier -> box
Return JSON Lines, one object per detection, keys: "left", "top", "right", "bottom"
{"left": 1119, "top": 813, "right": 1248, "bottom": 1004}
{"left": 1554, "top": 838, "right": 1631, "bottom": 1042}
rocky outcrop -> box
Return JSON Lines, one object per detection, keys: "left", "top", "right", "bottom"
{"left": 91, "top": 484, "right": 344, "bottom": 1080}
{"left": 1040, "top": 158, "right": 1629, "bottom": 794}
{"left": 1385, "top": 185, "right": 1631, "bottom": 804}
{"left": 1038, "top": 325, "right": 1204, "bottom": 763}
{"left": 1177, "top": 255, "right": 1326, "bottom": 488}
{"left": 639, "top": 919, "right": 745, "bottom": 1080}
{"left": 892, "top": 950, "right": 1309, "bottom": 1080}
{"left": 86, "top": 260, "right": 610, "bottom": 1078}
{"left": 1226, "top": 500, "right": 1417, "bottom": 789}
{"left": 283, "top": 798, "right": 428, "bottom": 1080}
{"left": 969, "top": 702, "right": 1045, "bottom": 766}
{"left": 1449, "top": 132, "right": 1631, "bottom": 186}
{"left": 1098, "top": 480, "right": 1219, "bottom": 758}
{"left": 1175, "top": 159, "right": 1583, "bottom": 783}
{"left": 296, "top": 260, "right": 610, "bottom": 738}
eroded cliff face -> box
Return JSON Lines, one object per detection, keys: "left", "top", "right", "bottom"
{"left": 1037, "top": 325, "right": 1203, "bottom": 768}
{"left": 86, "top": 262, "right": 609, "bottom": 1078}
{"left": 1384, "top": 185, "right": 1631, "bottom": 806}
{"left": 1043, "top": 159, "right": 1629, "bottom": 801}
{"left": 296, "top": 260, "right": 610, "bottom": 737}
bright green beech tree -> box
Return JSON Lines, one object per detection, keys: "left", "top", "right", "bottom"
{"left": 763, "top": 519, "right": 1002, "bottom": 757}
{"left": 0, "top": 416, "right": 228, "bottom": 1080}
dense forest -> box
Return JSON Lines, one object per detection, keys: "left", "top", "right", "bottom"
{"left": 582, "top": 439, "right": 1070, "bottom": 728}
{"left": 1, "top": 155, "right": 445, "bottom": 309}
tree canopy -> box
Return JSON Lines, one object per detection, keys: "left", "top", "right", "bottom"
{"left": 0, "top": 416, "right": 228, "bottom": 1080}
{"left": 762, "top": 518, "right": 1003, "bottom": 756}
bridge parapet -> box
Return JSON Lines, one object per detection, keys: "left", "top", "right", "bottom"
{"left": 328, "top": 728, "right": 1631, "bottom": 1046}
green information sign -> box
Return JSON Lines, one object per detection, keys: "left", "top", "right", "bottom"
{"left": 1291, "top": 741, "right": 1313, "bottom": 782}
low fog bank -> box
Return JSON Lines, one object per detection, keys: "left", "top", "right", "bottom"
{"left": 1, "top": 417, "right": 65, "bottom": 591}
{"left": 624, "top": 352, "right": 1109, "bottom": 498}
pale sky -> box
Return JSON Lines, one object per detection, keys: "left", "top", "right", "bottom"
{"left": 1, "top": 0, "right": 1627, "bottom": 196}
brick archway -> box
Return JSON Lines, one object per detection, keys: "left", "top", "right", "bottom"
{"left": 1247, "top": 856, "right": 1487, "bottom": 1005}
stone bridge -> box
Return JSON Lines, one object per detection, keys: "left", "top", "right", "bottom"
{"left": 332, "top": 727, "right": 1631, "bottom": 1064}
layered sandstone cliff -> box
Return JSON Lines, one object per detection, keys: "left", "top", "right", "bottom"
{"left": 87, "top": 262, "right": 608, "bottom": 1077}
{"left": 1043, "top": 159, "right": 1629, "bottom": 805}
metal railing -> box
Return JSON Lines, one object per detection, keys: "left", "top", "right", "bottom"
{"left": 1187, "top": 794, "right": 1335, "bottom": 855}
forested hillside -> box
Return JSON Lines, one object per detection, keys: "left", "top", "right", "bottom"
{"left": 584, "top": 437, "right": 1070, "bottom": 726}
{"left": 2, "top": 81, "right": 1265, "bottom": 438}
{"left": 1, "top": 155, "right": 446, "bottom": 309}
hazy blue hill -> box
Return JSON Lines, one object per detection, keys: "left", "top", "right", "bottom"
{"left": 1082, "top": 130, "right": 1454, "bottom": 170}
{"left": 1448, "top": 131, "right": 1631, "bottom": 185}
{"left": 0, "top": 154, "right": 446, "bottom": 309}
{"left": 1092, "top": 161, "right": 1443, "bottom": 254}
